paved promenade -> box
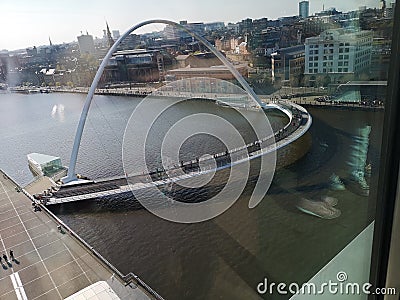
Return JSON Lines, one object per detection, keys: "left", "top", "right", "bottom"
{"left": 0, "top": 170, "right": 155, "bottom": 300}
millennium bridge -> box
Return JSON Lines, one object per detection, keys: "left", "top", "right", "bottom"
{"left": 36, "top": 100, "right": 311, "bottom": 205}
{"left": 27, "top": 19, "right": 313, "bottom": 206}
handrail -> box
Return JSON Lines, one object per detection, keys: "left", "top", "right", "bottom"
{"left": 0, "top": 168, "right": 164, "bottom": 300}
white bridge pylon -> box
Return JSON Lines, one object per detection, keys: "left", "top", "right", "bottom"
{"left": 62, "top": 19, "right": 311, "bottom": 183}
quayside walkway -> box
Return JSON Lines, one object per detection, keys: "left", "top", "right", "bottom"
{"left": 0, "top": 169, "right": 160, "bottom": 300}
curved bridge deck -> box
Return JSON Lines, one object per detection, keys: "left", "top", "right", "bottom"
{"left": 41, "top": 101, "right": 312, "bottom": 206}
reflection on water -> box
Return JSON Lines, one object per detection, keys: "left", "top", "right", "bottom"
{"left": 51, "top": 104, "right": 66, "bottom": 122}
{"left": 0, "top": 93, "right": 384, "bottom": 300}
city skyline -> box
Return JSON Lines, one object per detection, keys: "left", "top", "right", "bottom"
{"left": 0, "top": 0, "right": 381, "bottom": 51}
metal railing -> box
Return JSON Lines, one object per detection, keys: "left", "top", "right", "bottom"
{"left": 0, "top": 168, "right": 165, "bottom": 300}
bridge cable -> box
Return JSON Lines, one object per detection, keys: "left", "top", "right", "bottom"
{"left": 92, "top": 96, "right": 124, "bottom": 149}
{"left": 85, "top": 106, "right": 117, "bottom": 176}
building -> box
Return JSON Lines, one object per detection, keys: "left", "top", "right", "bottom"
{"left": 77, "top": 33, "right": 95, "bottom": 55}
{"left": 215, "top": 37, "right": 232, "bottom": 52}
{"left": 164, "top": 24, "right": 179, "bottom": 40}
{"left": 101, "top": 49, "right": 172, "bottom": 84}
{"left": 27, "top": 153, "right": 65, "bottom": 178}
{"left": 117, "top": 34, "right": 140, "bottom": 50}
{"left": 185, "top": 22, "right": 205, "bottom": 36}
{"left": 299, "top": 1, "right": 310, "bottom": 19}
{"left": 204, "top": 22, "right": 225, "bottom": 32}
{"left": 248, "top": 28, "right": 280, "bottom": 53}
{"left": 175, "top": 52, "right": 223, "bottom": 69}
{"left": 166, "top": 64, "right": 248, "bottom": 81}
{"left": 271, "top": 45, "right": 305, "bottom": 86}
{"left": 112, "top": 30, "right": 121, "bottom": 40}
{"left": 235, "top": 40, "right": 250, "bottom": 55}
{"left": 227, "top": 23, "right": 240, "bottom": 34}
{"left": 163, "top": 21, "right": 205, "bottom": 41}
{"left": 304, "top": 29, "right": 373, "bottom": 86}
{"left": 239, "top": 18, "right": 253, "bottom": 34}
{"left": 370, "top": 37, "right": 392, "bottom": 80}
{"left": 301, "top": 17, "right": 337, "bottom": 40}
{"left": 315, "top": 7, "right": 342, "bottom": 17}
{"left": 252, "top": 18, "right": 269, "bottom": 31}
{"left": 384, "top": 2, "right": 396, "bottom": 18}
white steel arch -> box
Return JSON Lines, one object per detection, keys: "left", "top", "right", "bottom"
{"left": 63, "top": 19, "right": 269, "bottom": 183}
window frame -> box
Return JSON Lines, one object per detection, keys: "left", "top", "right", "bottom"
{"left": 369, "top": 0, "right": 400, "bottom": 295}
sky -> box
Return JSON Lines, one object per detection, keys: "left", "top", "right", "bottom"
{"left": 0, "top": 0, "right": 381, "bottom": 51}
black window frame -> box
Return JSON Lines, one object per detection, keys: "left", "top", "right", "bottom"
{"left": 369, "top": 0, "right": 400, "bottom": 296}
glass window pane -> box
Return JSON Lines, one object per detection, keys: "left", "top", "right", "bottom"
{"left": 0, "top": 1, "right": 397, "bottom": 300}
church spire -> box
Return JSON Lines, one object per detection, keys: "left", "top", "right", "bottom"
{"left": 49, "top": 36, "right": 53, "bottom": 46}
{"left": 381, "top": 0, "right": 386, "bottom": 11}
{"left": 106, "top": 21, "right": 114, "bottom": 48}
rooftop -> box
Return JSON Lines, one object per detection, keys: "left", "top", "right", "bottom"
{"left": 27, "top": 153, "right": 60, "bottom": 165}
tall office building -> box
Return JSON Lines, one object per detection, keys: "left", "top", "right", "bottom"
{"left": 112, "top": 30, "right": 120, "bottom": 40}
{"left": 299, "top": 1, "right": 310, "bottom": 18}
{"left": 77, "top": 33, "right": 95, "bottom": 55}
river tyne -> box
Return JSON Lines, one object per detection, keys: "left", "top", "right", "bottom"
{"left": 0, "top": 92, "right": 384, "bottom": 299}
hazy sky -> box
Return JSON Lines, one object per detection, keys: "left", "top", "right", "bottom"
{"left": 0, "top": 0, "right": 380, "bottom": 51}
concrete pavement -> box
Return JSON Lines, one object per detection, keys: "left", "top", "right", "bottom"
{"left": 0, "top": 170, "right": 156, "bottom": 300}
